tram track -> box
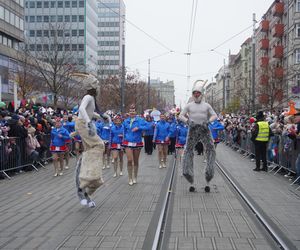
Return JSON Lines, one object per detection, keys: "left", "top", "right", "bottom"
{"left": 215, "top": 160, "right": 297, "bottom": 250}
{"left": 145, "top": 155, "right": 297, "bottom": 250}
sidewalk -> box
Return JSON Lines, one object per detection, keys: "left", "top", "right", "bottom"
{"left": 166, "top": 153, "right": 277, "bottom": 250}
{"left": 216, "top": 144, "right": 300, "bottom": 249}
{"left": 0, "top": 153, "right": 169, "bottom": 250}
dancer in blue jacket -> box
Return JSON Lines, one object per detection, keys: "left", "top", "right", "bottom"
{"left": 176, "top": 120, "right": 188, "bottom": 174}
{"left": 123, "top": 105, "right": 150, "bottom": 185}
{"left": 144, "top": 115, "right": 155, "bottom": 155}
{"left": 50, "top": 118, "right": 70, "bottom": 176}
{"left": 62, "top": 114, "right": 75, "bottom": 169}
{"left": 96, "top": 116, "right": 111, "bottom": 169}
{"left": 153, "top": 113, "right": 172, "bottom": 168}
{"left": 110, "top": 114, "right": 124, "bottom": 177}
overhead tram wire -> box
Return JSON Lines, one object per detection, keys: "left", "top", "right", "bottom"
{"left": 127, "top": 51, "right": 174, "bottom": 67}
{"left": 98, "top": 0, "right": 173, "bottom": 52}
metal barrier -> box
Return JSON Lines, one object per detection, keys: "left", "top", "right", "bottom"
{"left": 222, "top": 130, "right": 300, "bottom": 179}
{"left": 0, "top": 134, "right": 52, "bottom": 179}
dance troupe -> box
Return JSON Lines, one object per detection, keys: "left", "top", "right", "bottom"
{"left": 49, "top": 75, "right": 223, "bottom": 207}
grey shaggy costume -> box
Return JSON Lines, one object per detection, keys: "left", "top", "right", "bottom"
{"left": 182, "top": 123, "right": 215, "bottom": 184}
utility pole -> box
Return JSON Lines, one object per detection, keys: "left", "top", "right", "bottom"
{"left": 147, "top": 59, "right": 150, "bottom": 108}
{"left": 251, "top": 13, "right": 256, "bottom": 114}
{"left": 222, "top": 58, "right": 226, "bottom": 110}
{"left": 121, "top": 44, "right": 125, "bottom": 113}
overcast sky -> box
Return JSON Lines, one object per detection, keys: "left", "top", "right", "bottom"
{"left": 124, "top": 0, "right": 274, "bottom": 107}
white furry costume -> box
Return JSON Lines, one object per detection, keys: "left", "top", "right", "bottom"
{"left": 179, "top": 80, "right": 217, "bottom": 191}
{"left": 73, "top": 74, "right": 105, "bottom": 206}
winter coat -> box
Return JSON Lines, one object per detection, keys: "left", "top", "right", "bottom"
{"left": 123, "top": 117, "right": 150, "bottom": 143}
{"left": 96, "top": 121, "right": 111, "bottom": 141}
{"left": 50, "top": 127, "right": 70, "bottom": 147}
{"left": 176, "top": 123, "right": 188, "bottom": 145}
{"left": 208, "top": 120, "right": 224, "bottom": 141}
{"left": 153, "top": 120, "right": 171, "bottom": 142}
{"left": 144, "top": 121, "right": 155, "bottom": 136}
{"left": 110, "top": 123, "right": 124, "bottom": 144}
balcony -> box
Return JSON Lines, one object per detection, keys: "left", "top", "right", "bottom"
{"left": 260, "top": 56, "right": 269, "bottom": 67}
{"left": 273, "top": 23, "right": 284, "bottom": 37}
{"left": 273, "top": 2, "right": 284, "bottom": 16}
{"left": 260, "top": 38, "right": 269, "bottom": 50}
{"left": 274, "top": 66, "right": 284, "bottom": 78}
{"left": 261, "top": 20, "right": 269, "bottom": 32}
{"left": 260, "top": 75, "right": 269, "bottom": 85}
{"left": 273, "top": 45, "right": 284, "bottom": 58}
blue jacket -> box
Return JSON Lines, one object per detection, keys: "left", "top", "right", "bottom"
{"left": 123, "top": 117, "right": 150, "bottom": 143}
{"left": 96, "top": 121, "right": 111, "bottom": 141}
{"left": 153, "top": 120, "right": 171, "bottom": 142}
{"left": 51, "top": 127, "right": 70, "bottom": 147}
{"left": 176, "top": 122, "right": 188, "bottom": 145}
{"left": 110, "top": 123, "right": 124, "bottom": 144}
{"left": 62, "top": 121, "right": 75, "bottom": 133}
{"left": 208, "top": 120, "right": 224, "bottom": 141}
{"left": 144, "top": 121, "right": 155, "bottom": 136}
{"left": 168, "top": 121, "right": 177, "bottom": 138}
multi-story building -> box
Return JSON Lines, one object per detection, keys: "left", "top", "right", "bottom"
{"left": 150, "top": 78, "right": 175, "bottom": 108}
{"left": 255, "top": 1, "right": 285, "bottom": 109}
{"left": 0, "top": 0, "right": 25, "bottom": 101}
{"left": 214, "top": 64, "right": 230, "bottom": 112}
{"left": 97, "top": 0, "right": 125, "bottom": 78}
{"left": 24, "top": 0, "right": 98, "bottom": 73}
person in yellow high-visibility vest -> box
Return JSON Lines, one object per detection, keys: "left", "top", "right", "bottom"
{"left": 251, "top": 111, "right": 273, "bottom": 172}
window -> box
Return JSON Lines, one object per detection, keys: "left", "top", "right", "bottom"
{"left": 64, "top": 30, "right": 70, "bottom": 37}
{"left": 72, "top": 15, "right": 77, "bottom": 22}
{"left": 78, "top": 58, "right": 84, "bottom": 65}
{"left": 29, "top": 1, "right": 35, "bottom": 8}
{"left": 72, "top": 1, "right": 77, "bottom": 7}
{"left": 296, "top": 24, "right": 300, "bottom": 38}
{"left": 50, "top": 1, "right": 56, "bottom": 8}
{"left": 58, "top": 44, "right": 63, "bottom": 51}
{"left": 50, "top": 15, "right": 56, "bottom": 22}
{"left": 79, "top": 30, "right": 84, "bottom": 36}
{"left": 72, "top": 30, "right": 77, "bottom": 36}
{"left": 57, "top": 15, "right": 63, "bottom": 22}
{"left": 37, "top": 16, "right": 42, "bottom": 22}
{"left": 5, "top": 9, "right": 9, "bottom": 23}
{"left": 36, "top": 30, "right": 42, "bottom": 37}
{"left": 36, "top": 1, "right": 42, "bottom": 8}
{"left": 72, "top": 44, "right": 77, "bottom": 51}
{"left": 64, "top": 44, "right": 70, "bottom": 51}
{"left": 64, "top": 15, "right": 70, "bottom": 22}
{"left": 79, "top": 15, "right": 84, "bottom": 22}
{"left": 297, "top": 0, "right": 300, "bottom": 12}
{"left": 296, "top": 49, "right": 300, "bottom": 63}
{"left": 43, "top": 44, "right": 49, "bottom": 51}
{"left": 44, "top": 15, "right": 49, "bottom": 22}
{"left": 36, "top": 44, "right": 42, "bottom": 51}
{"left": 29, "top": 30, "right": 35, "bottom": 37}
{"left": 57, "top": 30, "right": 63, "bottom": 37}
{"left": 57, "top": 1, "right": 63, "bottom": 8}
{"left": 44, "top": 1, "right": 49, "bottom": 8}
{"left": 10, "top": 12, "right": 15, "bottom": 26}
{"left": 78, "top": 44, "right": 84, "bottom": 51}
{"left": 65, "top": 1, "right": 70, "bottom": 8}
{"left": 29, "top": 16, "right": 35, "bottom": 22}
{"left": 43, "top": 30, "right": 49, "bottom": 37}
{"left": 15, "top": 15, "right": 20, "bottom": 29}
{"left": 29, "top": 44, "right": 35, "bottom": 51}
{"left": 79, "top": 1, "right": 84, "bottom": 7}
{"left": 50, "top": 30, "right": 56, "bottom": 37}
{"left": 0, "top": 6, "right": 4, "bottom": 20}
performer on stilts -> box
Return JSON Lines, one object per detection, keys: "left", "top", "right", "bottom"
{"left": 73, "top": 73, "right": 105, "bottom": 208}
{"left": 179, "top": 80, "right": 217, "bottom": 193}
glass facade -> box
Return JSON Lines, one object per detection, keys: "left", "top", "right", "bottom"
{"left": 97, "top": 0, "right": 125, "bottom": 77}
{"left": 24, "top": 0, "right": 98, "bottom": 72}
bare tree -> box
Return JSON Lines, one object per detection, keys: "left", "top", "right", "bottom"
{"left": 29, "top": 23, "right": 81, "bottom": 108}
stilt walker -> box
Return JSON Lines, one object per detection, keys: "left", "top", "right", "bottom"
{"left": 73, "top": 73, "right": 105, "bottom": 208}
{"left": 179, "top": 80, "right": 217, "bottom": 192}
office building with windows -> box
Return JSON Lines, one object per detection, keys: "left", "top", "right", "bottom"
{"left": 97, "top": 0, "right": 125, "bottom": 78}
{"left": 150, "top": 78, "right": 175, "bottom": 107}
{"left": 0, "top": 0, "right": 25, "bottom": 101}
{"left": 25, "top": 0, "right": 98, "bottom": 73}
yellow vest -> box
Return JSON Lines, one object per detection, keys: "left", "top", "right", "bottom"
{"left": 256, "top": 121, "right": 269, "bottom": 142}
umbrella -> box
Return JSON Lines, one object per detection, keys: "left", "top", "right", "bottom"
{"left": 0, "top": 101, "right": 6, "bottom": 108}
